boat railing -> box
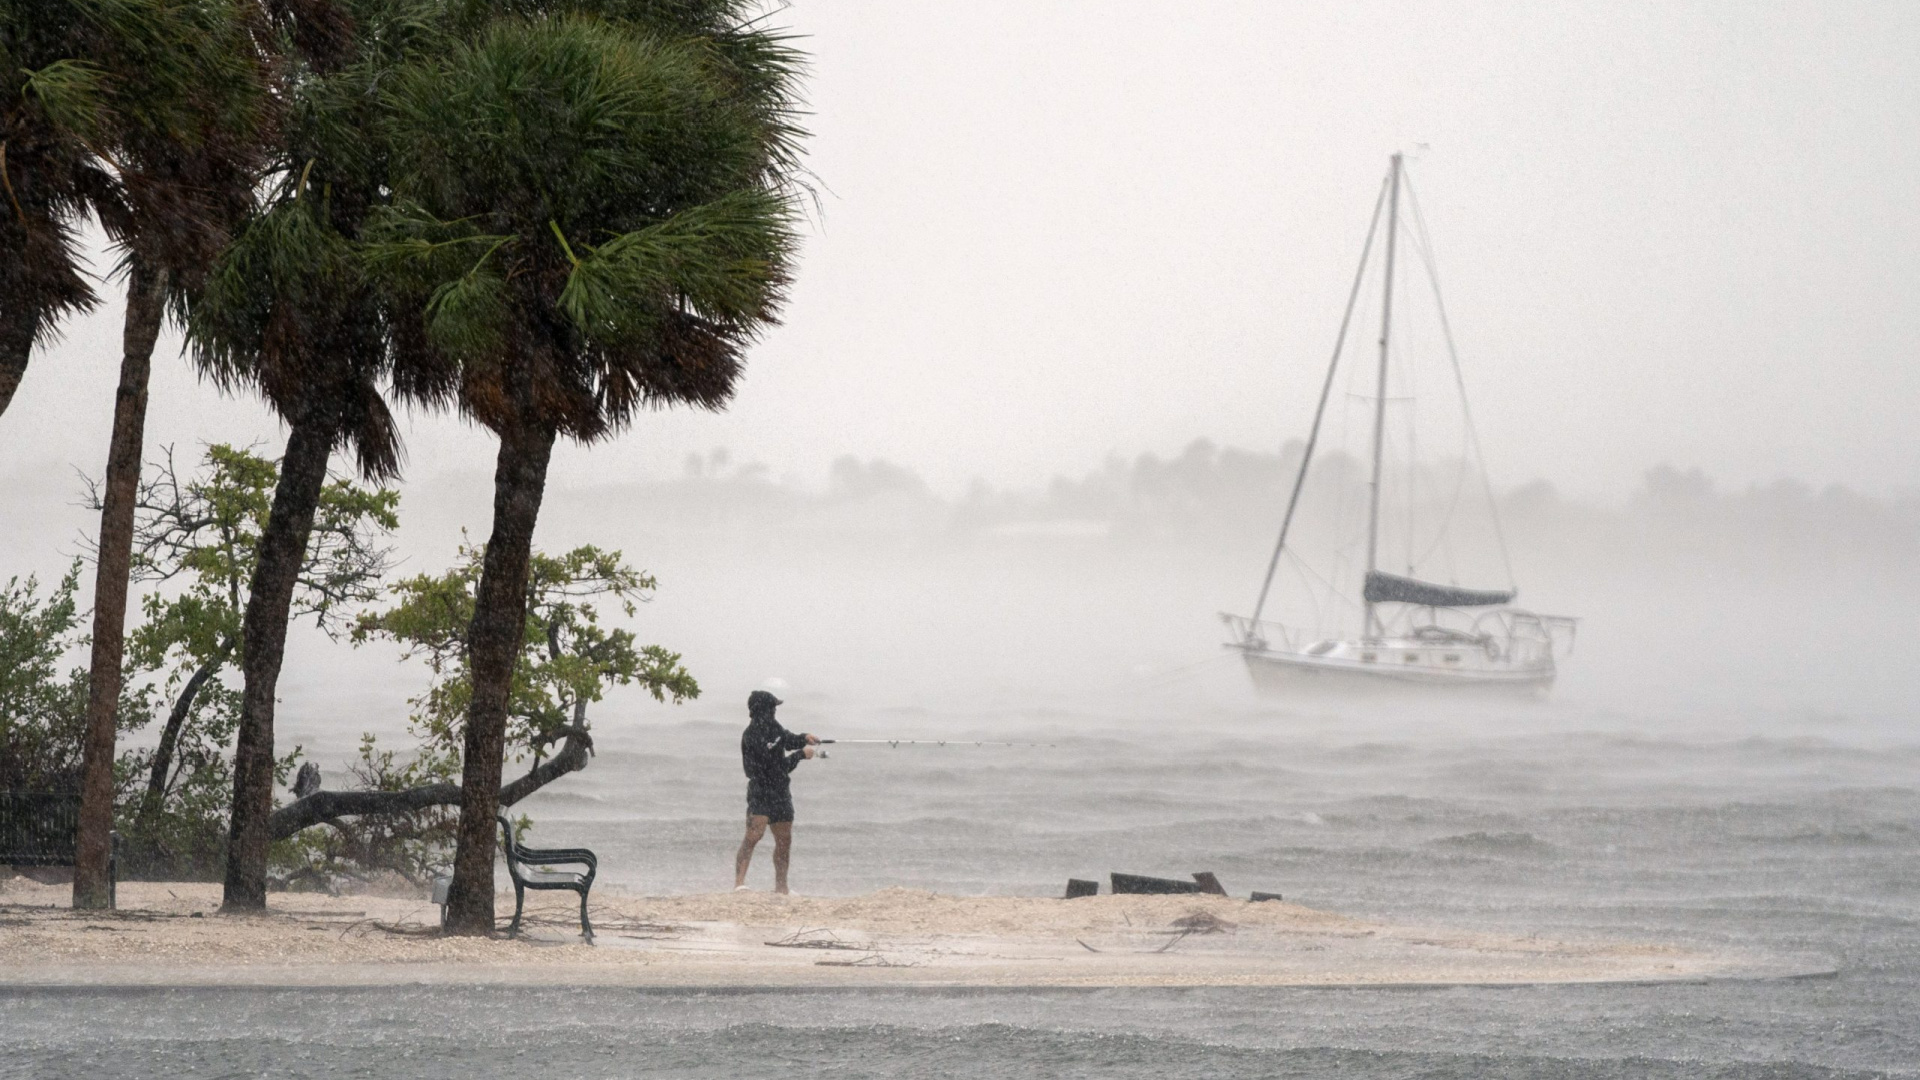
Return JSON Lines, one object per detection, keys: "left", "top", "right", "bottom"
{"left": 1225, "top": 606, "right": 1577, "bottom": 662}
{"left": 1220, "top": 613, "right": 1297, "bottom": 652}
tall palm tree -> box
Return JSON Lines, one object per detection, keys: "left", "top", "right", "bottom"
{"left": 370, "top": 1, "right": 805, "bottom": 933}
{"left": 187, "top": 0, "right": 434, "bottom": 910}
{"left": 10, "top": 0, "right": 273, "bottom": 910}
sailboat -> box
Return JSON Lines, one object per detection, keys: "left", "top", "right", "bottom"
{"left": 1223, "top": 153, "right": 1576, "bottom": 694}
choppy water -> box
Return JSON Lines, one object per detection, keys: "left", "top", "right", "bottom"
{"left": 4, "top": 696, "right": 1917, "bottom": 1078}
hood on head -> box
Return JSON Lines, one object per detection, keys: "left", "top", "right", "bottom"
{"left": 747, "top": 689, "right": 782, "bottom": 720}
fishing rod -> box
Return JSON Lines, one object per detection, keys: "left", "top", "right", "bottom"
{"left": 813, "top": 738, "right": 1058, "bottom": 758}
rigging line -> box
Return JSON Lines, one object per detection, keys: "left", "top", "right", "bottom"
{"left": 1085, "top": 653, "right": 1237, "bottom": 701}
{"left": 1327, "top": 391, "right": 1365, "bottom": 632}
{"left": 1248, "top": 171, "right": 1392, "bottom": 627}
{"left": 1127, "top": 653, "right": 1238, "bottom": 695}
{"left": 1405, "top": 317, "right": 1417, "bottom": 575}
{"left": 1411, "top": 458, "right": 1471, "bottom": 573}
{"left": 1402, "top": 170, "right": 1518, "bottom": 592}
{"left": 1284, "top": 547, "right": 1361, "bottom": 616}
{"left": 1400, "top": 222, "right": 1474, "bottom": 572}
{"left": 1124, "top": 651, "right": 1238, "bottom": 688}
{"left": 1289, "top": 550, "right": 1327, "bottom": 632}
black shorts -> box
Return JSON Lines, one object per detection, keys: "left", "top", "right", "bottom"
{"left": 746, "top": 784, "right": 794, "bottom": 824}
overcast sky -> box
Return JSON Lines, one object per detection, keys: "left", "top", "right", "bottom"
{"left": 4, "top": 0, "right": 1917, "bottom": 511}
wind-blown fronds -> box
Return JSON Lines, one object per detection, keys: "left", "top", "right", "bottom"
{"left": 370, "top": 8, "right": 804, "bottom": 440}
{"left": 190, "top": 189, "right": 400, "bottom": 479}
{"left": 181, "top": 0, "right": 445, "bottom": 480}
{"left": 1, "top": 0, "right": 273, "bottom": 416}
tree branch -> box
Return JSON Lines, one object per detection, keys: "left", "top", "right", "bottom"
{"left": 268, "top": 781, "right": 463, "bottom": 840}
{"left": 267, "top": 724, "right": 597, "bottom": 841}
{"left": 501, "top": 724, "right": 592, "bottom": 805}
{"left": 140, "top": 634, "right": 235, "bottom": 816}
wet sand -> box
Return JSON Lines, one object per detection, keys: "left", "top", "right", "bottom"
{"left": 0, "top": 878, "right": 1816, "bottom": 988}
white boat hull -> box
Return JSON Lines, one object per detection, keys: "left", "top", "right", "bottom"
{"left": 1236, "top": 641, "right": 1555, "bottom": 697}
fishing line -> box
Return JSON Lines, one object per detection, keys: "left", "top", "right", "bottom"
{"left": 819, "top": 739, "right": 1058, "bottom": 748}
{"left": 809, "top": 650, "right": 1238, "bottom": 760}
{"left": 812, "top": 738, "right": 1060, "bottom": 758}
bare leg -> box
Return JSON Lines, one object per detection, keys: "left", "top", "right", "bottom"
{"left": 771, "top": 822, "right": 793, "bottom": 894}
{"left": 734, "top": 814, "right": 768, "bottom": 888}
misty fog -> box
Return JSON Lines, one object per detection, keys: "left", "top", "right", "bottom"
{"left": 132, "top": 440, "right": 1888, "bottom": 771}
{"left": 7, "top": 427, "right": 1916, "bottom": 767}
{"left": 2, "top": 1, "right": 1914, "bottom": 770}
{"left": 5, "top": 2, "right": 1919, "bottom": 1073}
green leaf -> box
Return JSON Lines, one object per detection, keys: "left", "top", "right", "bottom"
{"left": 19, "top": 60, "right": 113, "bottom": 143}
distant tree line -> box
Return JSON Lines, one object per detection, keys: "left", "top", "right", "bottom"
{"left": 625, "top": 438, "right": 1920, "bottom": 554}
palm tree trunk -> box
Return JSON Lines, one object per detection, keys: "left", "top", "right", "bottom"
{"left": 221, "top": 413, "right": 334, "bottom": 910}
{"left": 72, "top": 260, "right": 165, "bottom": 910}
{"left": 0, "top": 308, "right": 34, "bottom": 418}
{"left": 443, "top": 420, "right": 557, "bottom": 935}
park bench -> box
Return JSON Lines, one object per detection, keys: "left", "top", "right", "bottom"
{"left": 0, "top": 792, "right": 117, "bottom": 907}
{"left": 498, "top": 814, "right": 597, "bottom": 941}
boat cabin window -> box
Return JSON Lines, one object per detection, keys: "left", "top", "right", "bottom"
{"left": 1403, "top": 653, "right": 1419, "bottom": 663}
{"left": 1360, "top": 652, "right": 1376, "bottom": 663}
{"left": 1443, "top": 653, "right": 1461, "bottom": 664}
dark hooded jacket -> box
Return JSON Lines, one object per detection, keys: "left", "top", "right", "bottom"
{"left": 741, "top": 691, "right": 808, "bottom": 795}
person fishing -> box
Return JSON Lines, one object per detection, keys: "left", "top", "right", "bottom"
{"left": 733, "top": 689, "right": 818, "bottom": 894}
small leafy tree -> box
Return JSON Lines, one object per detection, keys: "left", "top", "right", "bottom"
{"left": 356, "top": 542, "right": 698, "bottom": 757}
{"left": 268, "top": 542, "right": 695, "bottom": 884}
{"left": 1, "top": 565, "right": 96, "bottom": 791}
{"left": 1, "top": 565, "right": 159, "bottom": 795}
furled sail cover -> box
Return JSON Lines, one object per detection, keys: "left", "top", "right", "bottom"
{"left": 1363, "top": 570, "right": 1515, "bottom": 608}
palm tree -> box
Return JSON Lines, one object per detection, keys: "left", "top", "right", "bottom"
{"left": 369, "top": 2, "right": 805, "bottom": 933}
{"left": 186, "top": 0, "right": 435, "bottom": 910}
{"left": 10, "top": 0, "right": 273, "bottom": 910}
{"left": 1, "top": 0, "right": 140, "bottom": 417}
{"left": 0, "top": 0, "right": 272, "bottom": 415}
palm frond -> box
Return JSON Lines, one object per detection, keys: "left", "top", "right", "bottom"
{"left": 557, "top": 186, "right": 793, "bottom": 342}
{"left": 19, "top": 60, "right": 116, "bottom": 145}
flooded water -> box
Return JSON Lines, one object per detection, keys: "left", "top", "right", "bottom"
{"left": 4, "top": 693, "right": 1916, "bottom": 1078}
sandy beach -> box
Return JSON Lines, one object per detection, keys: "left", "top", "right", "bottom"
{"left": 0, "top": 877, "right": 1816, "bottom": 989}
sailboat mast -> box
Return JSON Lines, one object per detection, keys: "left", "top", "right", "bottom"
{"left": 1246, "top": 175, "right": 1390, "bottom": 634}
{"left": 1363, "top": 152, "right": 1402, "bottom": 639}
